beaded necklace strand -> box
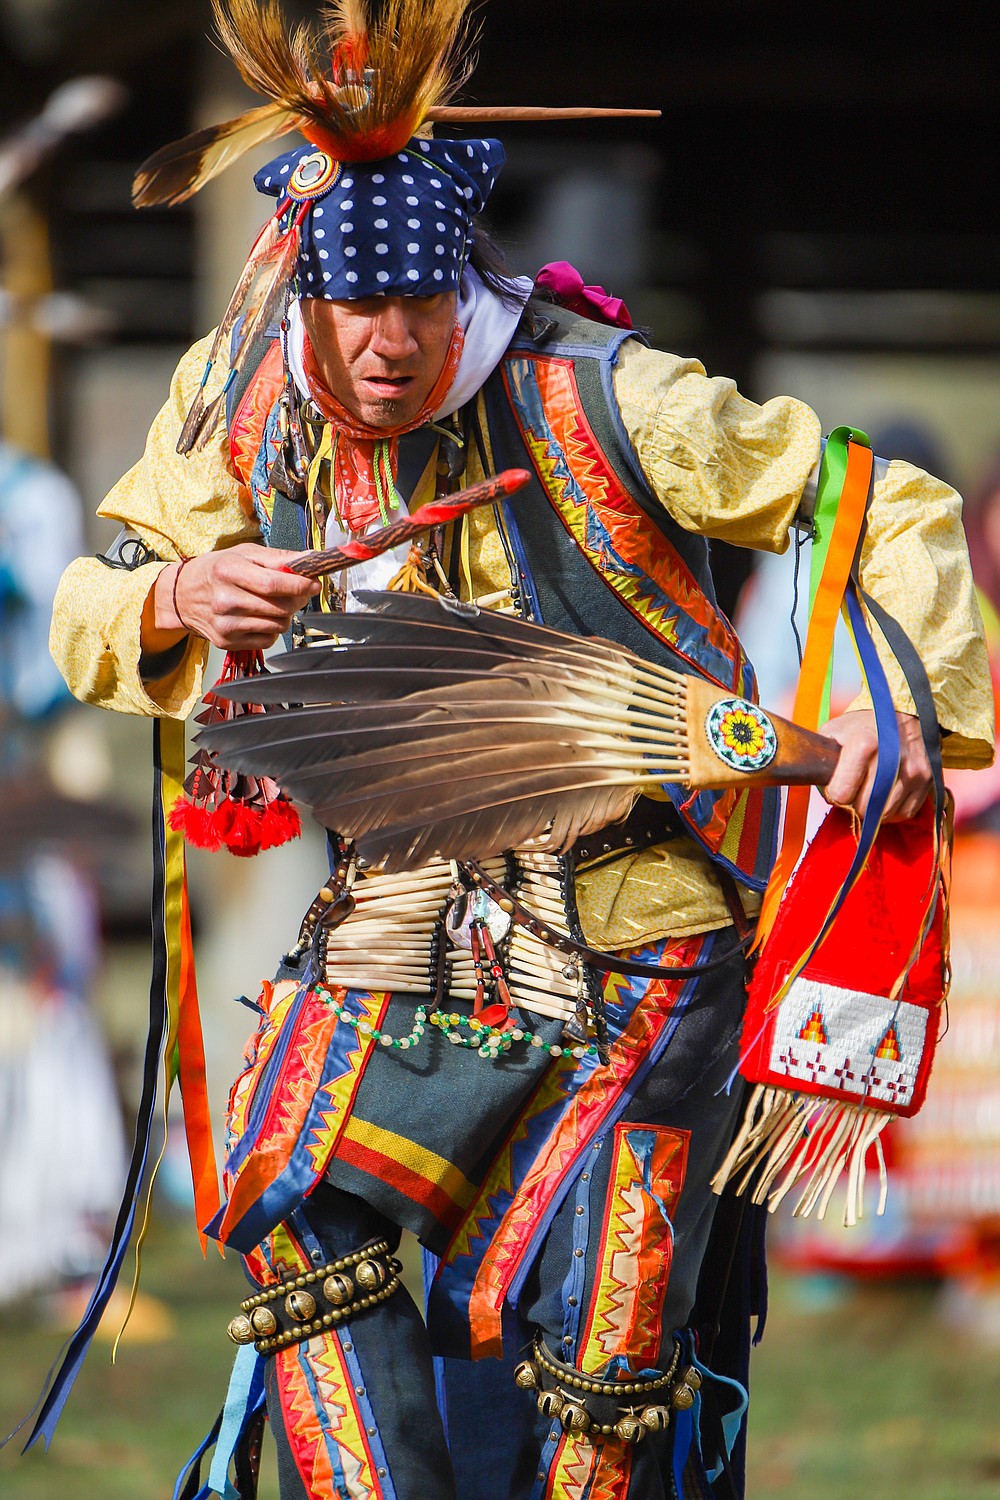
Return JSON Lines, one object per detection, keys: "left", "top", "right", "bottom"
{"left": 314, "top": 984, "right": 600, "bottom": 1063}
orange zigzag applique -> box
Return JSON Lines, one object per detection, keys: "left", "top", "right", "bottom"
{"left": 469, "top": 950, "right": 700, "bottom": 1358}
{"left": 580, "top": 1126, "right": 688, "bottom": 1374}
{"left": 278, "top": 1335, "right": 375, "bottom": 1500}
{"left": 544, "top": 1432, "right": 632, "bottom": 1500}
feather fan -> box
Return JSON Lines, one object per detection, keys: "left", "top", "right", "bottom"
{"left": 196, "top": 592, "right": 843, "bottom": 872}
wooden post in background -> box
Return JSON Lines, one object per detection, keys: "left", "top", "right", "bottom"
{"left": 0, "top": 192, "right": 52, "bottom": 458}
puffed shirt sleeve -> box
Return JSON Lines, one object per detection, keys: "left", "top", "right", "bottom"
{"left": 49, "top": 333, "right": 260, "bottom": 719}
{"left": 612, "top": 338, "right": 994, "bottom": 770}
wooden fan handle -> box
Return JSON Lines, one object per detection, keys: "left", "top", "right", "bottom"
{"left": 683, "top": 677, "right": 842, "bottom": 790}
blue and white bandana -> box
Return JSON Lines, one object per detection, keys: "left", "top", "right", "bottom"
{"left": 254, "top": 136, "right": 504, "bottom": 299}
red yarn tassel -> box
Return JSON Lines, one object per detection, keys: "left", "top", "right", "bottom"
{"left": 171, "top": 650, "right": 302, "bottom": 858}
{"left": 210, "top": 796, "right": 263, "bottom": 858}
{"left": 257, "top": 798, "right": 302, "bottom": 851}
{"left": 167, "top": 796, "right": 223, "bottom": 851}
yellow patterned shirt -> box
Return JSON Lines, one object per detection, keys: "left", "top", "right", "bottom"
{"left": 50, "top": 331, "right": 994, "bottom": 948}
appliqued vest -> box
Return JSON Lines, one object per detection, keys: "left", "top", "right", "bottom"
{"left": 480, "top": 306, "right": 779, "bottom": 888}
{"left": 227, "top": 307, "right": 779, "bottom": 889}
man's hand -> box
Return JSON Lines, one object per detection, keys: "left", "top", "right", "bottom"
{"left": 820, "top": 709, "right": 932, "bottom": 822}
{"left": 142, "top": 545, "right": 321, "bottom": 654}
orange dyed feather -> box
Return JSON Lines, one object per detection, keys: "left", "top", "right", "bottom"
{"left": 211, "top": 0, "right": 473, "bottom": 162}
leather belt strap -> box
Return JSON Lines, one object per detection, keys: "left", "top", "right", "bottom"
{"left": 715, "top": 868, "right": 753, "bottom": 942}
{"left": 571, "top": 796, "right": 685, "bottom": 872}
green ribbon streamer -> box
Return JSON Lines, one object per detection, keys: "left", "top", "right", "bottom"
{"left": 806, "top": 424, "right": 871, "bottom": 724}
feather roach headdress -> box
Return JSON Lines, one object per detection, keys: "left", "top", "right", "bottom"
{"left": 134, "top": 0, "right": 478, "bottom": 209}
{"left": 132, "top": 0, "right": 659, "bottom": 454}
{"left": 133, "top": 0, "right": 658, "bottom": 209}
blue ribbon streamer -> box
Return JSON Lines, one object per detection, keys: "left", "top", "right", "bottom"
{"left": 692, "top": 1351, "right": 749, "bottom": 1484}
{"left": 173, "top": 1347, "right": 266, "bottom": 1500}
{"left": 173, "top": 1413, "right": 223, "bottom": 1500}
{"left": 774, "top": 578, "right": 901, "bottom": 988}
{"left": 206, "top": 1345, "right": 266, "bottom": 1498}
{"left": 8, "top": 723, "right": 173, "bottom": 1453}
{"left": 671, "top": 1405, "right": 694, "bottom": 1495}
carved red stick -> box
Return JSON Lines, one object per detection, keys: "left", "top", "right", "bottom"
{"left": 285, "top": 467, "right": 531, "bottom": 580}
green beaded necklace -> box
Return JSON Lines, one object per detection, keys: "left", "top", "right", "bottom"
{"left": 313, "top": 985, "right": 599, "bottom": 1063}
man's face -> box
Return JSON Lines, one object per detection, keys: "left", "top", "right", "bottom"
{"left": 301, "top": 292, "right": 457, "bottom": 429}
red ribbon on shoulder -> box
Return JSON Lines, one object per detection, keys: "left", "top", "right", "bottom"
{"left": 534, "top": 261, "right": 633, "bottom": 330}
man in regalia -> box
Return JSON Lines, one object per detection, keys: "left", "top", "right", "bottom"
{"left": 49, "top": 2, "right": 993, "bottom": 1497}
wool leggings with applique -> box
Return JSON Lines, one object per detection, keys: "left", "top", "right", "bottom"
{"left": 239, "top": 937, "right": 754, "bottom": 1500}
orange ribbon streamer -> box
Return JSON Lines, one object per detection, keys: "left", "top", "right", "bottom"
{"left": 176, "top": 872, "right": 222, "bottom": 1251}
{"left": 754, "top": 439, "right": 874, "bottom": 951}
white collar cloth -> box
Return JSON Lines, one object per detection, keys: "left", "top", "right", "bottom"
{"left": 435, "top": 266, "right": 533, "bottom": 418}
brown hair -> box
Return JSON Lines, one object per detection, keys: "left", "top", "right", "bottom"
{"left": 468, "top": 219, "right": 526, "bottom": 309}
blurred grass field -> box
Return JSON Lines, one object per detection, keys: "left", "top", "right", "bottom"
{"left": 2, "top": 1217, "right": 1000, "bottom": 1500}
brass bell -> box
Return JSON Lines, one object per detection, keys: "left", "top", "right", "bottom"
{"left": 537, "top": 1389, "right": 565, "bottom": 1418}
{"left": 286, "top": 1290, "right": 317, "bottom": 1323}
{"left": 250, "top": 1305, "right": 278, "bottom": 1337}
{"left": 513, "top": 1361, "right": 539, "bottom": 1390}
{"left": 560, "top": 1402, "right": 591, "bottom": 1435}
{"left": 679, "top": 1365, "right": 702, "bottom": 1392}
{"left": 614, "top": 1413, "right": 646, "bottom": 1444}
{"left": 227, "top": 1314, "right": 255, "bottom": 1346}
{"left": 670, "top": 1382, "right": 695, "bottom": 1411}
{"left": 640, "top": 1405, "right": 671, "bottom": 1434}
{"left": 323, "top": 1273, "right": 355, "bottom": 1305}
{"left": 355, "top": 1258, "right": 387, "bottom": 1294}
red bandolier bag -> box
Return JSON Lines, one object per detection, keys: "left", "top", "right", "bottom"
{"left": 713, "top": 799, "right": 948, "bottom": 1224}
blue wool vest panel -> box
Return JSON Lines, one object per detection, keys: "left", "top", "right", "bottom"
{"left": 476, "top": 305, "right": 778, "bottom": 888}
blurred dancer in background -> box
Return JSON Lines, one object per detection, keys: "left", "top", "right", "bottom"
{"left": 913, "top": 455, "right": 1000, "bottom": 1337}
{"left": 0, "top": 440, "right": 127, "bottom": 1312}
{"left": 1, "top": 64, "right": 130, "bottom": 1327}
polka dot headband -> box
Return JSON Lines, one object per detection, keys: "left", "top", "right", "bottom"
{"left": 254, "top": 136, "right": 504, "bottom": 299}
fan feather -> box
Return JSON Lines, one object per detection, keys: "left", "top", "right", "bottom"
{"left": 132, "top": 102, "right": 296, "bottom": 209}
{"left": 196, "top": 690, "right": 642, "bottom": 778}
{"left": 211, "top": 642, "right": 621, "bottom": 705}
{"left": 196, "top": 592, "right": 683, "bottom": 869}
{"left": 347, "top": 780, "right": 639, "bottom": 872}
